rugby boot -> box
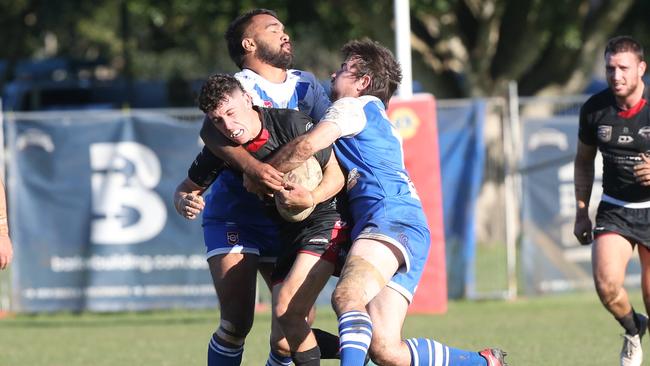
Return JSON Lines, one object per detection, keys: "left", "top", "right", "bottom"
{"left": 620, "top": 313, "right": 648, "bottom": 366}
{"left": 479, "top": 348, "right": 507, "bottom": 366}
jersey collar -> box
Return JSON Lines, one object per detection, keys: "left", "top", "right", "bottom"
{"left": 244, "top": 107, "right": 270, "bottom": 152}
{"left": 618, "top": 97, "right": 647, "bottom": 119}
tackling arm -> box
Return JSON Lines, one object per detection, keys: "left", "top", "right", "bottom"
{"left": 311, "top": 151, "right": 345, "bottom": 205}
{"left": 200, "top": 116, "right": 283, "bottom": 191}
{"left": 274, "top": 152, "right": 345, "bottom": 210}
{"left": 268, "top": 121, "right": 343, "bottom": 173}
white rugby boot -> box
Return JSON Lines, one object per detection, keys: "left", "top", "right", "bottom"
{"left": 620, "top": 313, "right": 648, "bottom": 366}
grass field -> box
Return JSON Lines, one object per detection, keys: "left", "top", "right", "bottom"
{"left": 0, "top": 290, "right": 644, "bottom": 365}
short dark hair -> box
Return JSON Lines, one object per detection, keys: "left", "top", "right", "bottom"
{"left": 605, "top": 36, "right": 644, "bottom": 62}
{"left": 225, "top": 8, "right": 280, "bottom": 69}
{"left": 198, "top": 73, "right": 245, "bottom": 113}
{"left": 341, "top": 39, "right": 402, "bottom": 107}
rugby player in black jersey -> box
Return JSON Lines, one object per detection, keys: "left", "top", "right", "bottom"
{"left": 175, "top": 73, "right": 348, "bottom": 366}
{"left": 574, "top": 35, "right": 650, "bottom": 366}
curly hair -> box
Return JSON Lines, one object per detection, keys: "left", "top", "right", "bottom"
{"left": 225, "top": 8, "right": 280, "bottom": 69}
{"left": 605, "top": 35, "right": 644, "bottom": 62}
{"left": 198, "top": 73, "right": 245, "bottom": 114}
{"left": 341, "top": 39, "right": 402, "bottom": 107}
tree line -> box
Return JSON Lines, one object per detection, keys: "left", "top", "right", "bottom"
{"left": 1, "top": 0, "right": 649, "bottom": 100}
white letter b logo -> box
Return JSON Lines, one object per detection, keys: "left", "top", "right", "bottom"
{"left": 90, "top": 142, "right": 166, "bottom": 245}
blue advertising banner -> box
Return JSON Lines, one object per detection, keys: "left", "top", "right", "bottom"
{"left": 520, "top": 117, "right": 640, "bottom": 294}
{"left": 437, "top": 101, "right": 486, "bottom": 298}
{"left": 6, "top": 102, "right": 488, "bottom": 310}
{"left": 7, "top": 111, "right": 214, "bottom": 312}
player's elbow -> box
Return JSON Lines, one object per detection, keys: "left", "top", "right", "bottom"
{"left": 294, "top": 138, "right": 317, "bottom": 161}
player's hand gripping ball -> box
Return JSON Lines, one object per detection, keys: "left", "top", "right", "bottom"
{"left": 275, "top": 157, "right": 322, "bottom": 222}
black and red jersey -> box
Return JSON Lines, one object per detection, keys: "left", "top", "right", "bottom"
{"left": 188, "top": 107, "right": 343, "bottom": 221}
{"left": 188, "top": 107, "right": 330, "bottom": 186}
{"left": 579, "top": 84, "right": 650, "bottom": 202}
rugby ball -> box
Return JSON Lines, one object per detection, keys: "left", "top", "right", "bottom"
{"left": 275, "top": 157, "right": 322, "bottom": 222}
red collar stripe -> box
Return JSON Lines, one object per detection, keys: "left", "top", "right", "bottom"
{"left": 618, "top": 98, "right": 647, "bottom": 119}
{"left": 245, "top": 128, "right": 269, "bottom": 152}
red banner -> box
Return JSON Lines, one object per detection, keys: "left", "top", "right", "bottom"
{"left": 388, "top": 94, "right": 447, "bottom": 314}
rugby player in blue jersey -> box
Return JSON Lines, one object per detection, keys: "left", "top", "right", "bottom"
{"left": 252, "top": 39, "right": 507, "bottom": 366}
{"left": 205, "top": 8, "right": 331, "bottom": 196}
{"left": 174, "top": 9, "right": 338, "bottom": 366}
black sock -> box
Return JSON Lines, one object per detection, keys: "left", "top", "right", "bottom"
{"left": 617, "top": 309, "right": 639, "bottom": 335}
{"left": 292, "top": 346, "right": 321, "bottom": 366}
{"left": 634, "top": 312, "right": 647, "bottom": 336}
{"left": 312, "top": 328, "right": 340, "bottom": 359}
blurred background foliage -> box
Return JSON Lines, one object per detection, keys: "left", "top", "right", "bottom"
{"left": 1, "top": 0, "right": 649, "bottom": 101}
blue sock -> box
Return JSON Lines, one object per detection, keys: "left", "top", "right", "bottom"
{"left": 338, "top": 311, "right": 373, "bottom": 366}
{"left": 207, "top": 332, "right": 244, "bottom": 366}
{"left": 266, "top": 349, "right": 292, "bottom": 366}
{"left": 406, "top": 338, "right": 487, "bottom": 366}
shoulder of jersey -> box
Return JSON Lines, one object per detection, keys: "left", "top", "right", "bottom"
{"left": 333, "top": 96, "right": 361, "bottom": 107}
{"left": 582, "top": 88, "right": 613, "bottom": 115}
{"left": 290, "top": 69, "right": 317, "bottom": 81}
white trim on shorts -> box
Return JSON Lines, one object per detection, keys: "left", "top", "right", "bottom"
{"left": 355, "top": 232, "right": 411, "bottom": 273}
{"left": 206, "top": 247, "right": 277, "bottom": 263}
{"left": 387, "top": 280, "right": 414, "bottom": 303}
{"left": 602, "top": 194, "right": 650, "bottom": 209}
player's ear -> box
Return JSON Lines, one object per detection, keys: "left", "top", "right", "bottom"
{"left": 243, "top": 92, "right": 253, "bottom": 107}
{"left": 242, "top": 38, "right": 255, "bottom": 53}
{"left": 639, "top": 60, "right": 647, "bottom": 76}
{"left": 357, "top": 74, "right": 372, "bottom": 92}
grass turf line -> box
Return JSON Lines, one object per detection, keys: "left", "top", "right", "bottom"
{"left": 0, "top": 291, "right": 641, "bottom": 366}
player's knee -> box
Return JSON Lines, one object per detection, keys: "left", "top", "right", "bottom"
{"left": 368, "top": 337, "right": 399, "bottom": 365}
{"left": 594, "top": 276, "right": 619, "bottom": 298}
{"left": 273, "top": 301, "right": 296, "bottom": 329}
{"left": 274, "top": 297, "right": 309, "bottom": 330}
{"left": 219, "top": 317, "right": 253, "bottom": 341}
{"left": 275, "top": 285, "right": 312, "bottom": 315}
{"left": 595, "top": 280, "right": 624, "bottom": 307}
{"left": 331, "top": 283, "right": 359, "bottom": 315}
{"left": 269, "top": 331, "right": 291, "bottom": 356}
{"left": 332, "top": 255, "right": 386, "bottom": 314}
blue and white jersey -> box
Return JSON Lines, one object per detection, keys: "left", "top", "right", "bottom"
{"left": 323, "top": 95, "right": 431, "bottom": 300}
{"left": 235, "top": 68, "right": 331, "bottom": 121}
{"left": 324, "top": 96, "right": 429, "bottom": 236}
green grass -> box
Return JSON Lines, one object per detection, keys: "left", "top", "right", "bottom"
{"left": 0, "top": 290, "right": 643, "bottom": 365}
{"left": 474, "top": 241, "right": 509, "bottom": 295}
